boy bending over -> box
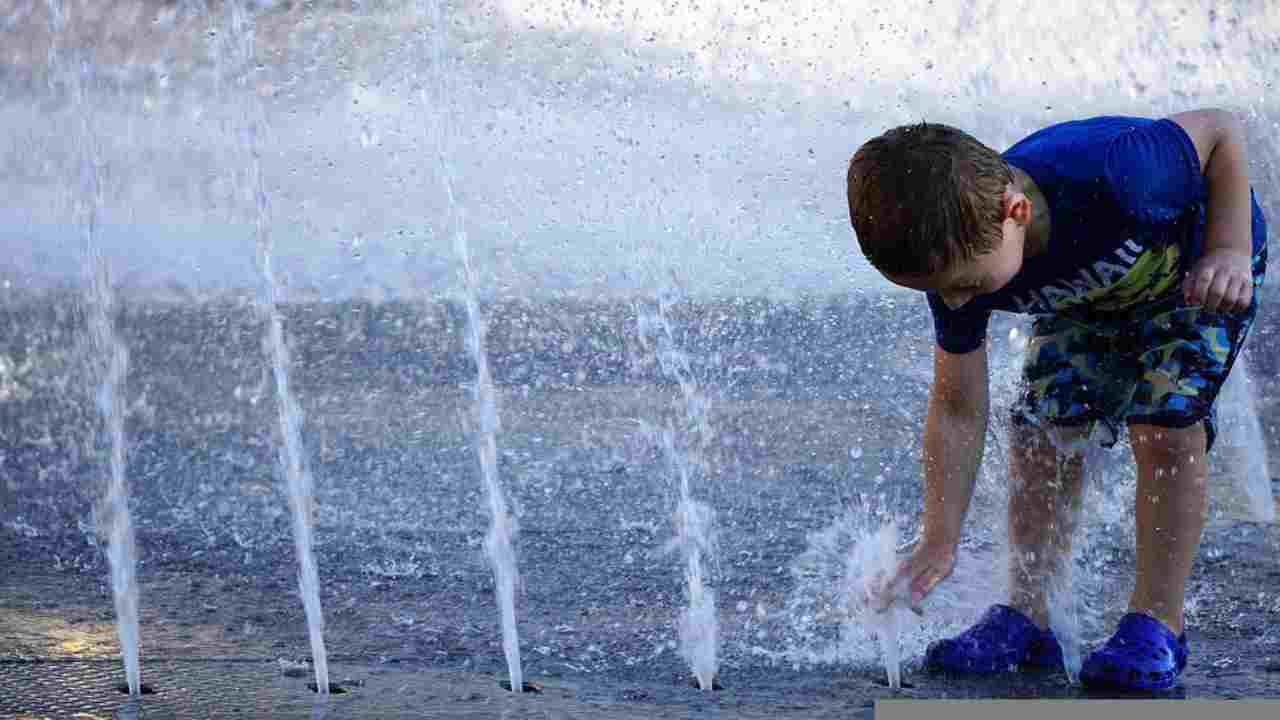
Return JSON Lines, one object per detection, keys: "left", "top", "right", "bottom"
{"left": 846, "top": 109, "right": 1267, "bottom": 690}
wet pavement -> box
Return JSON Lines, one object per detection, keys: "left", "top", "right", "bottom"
{"left": 2, "top": 295, "right": 1279, "bottom": 717}
{"left": 1, "top": 652, "right": 1277, "bottom": 719}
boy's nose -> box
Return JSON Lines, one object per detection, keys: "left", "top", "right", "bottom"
{"left": 941, "top": 292, "right": 974, "bottom": 310}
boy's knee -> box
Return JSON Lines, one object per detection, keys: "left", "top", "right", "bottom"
{"left": 1129, "top": 422, "right": 1205, "bottom": 448}
{"left": 1011, "top": 411, "right": 1091, "bottom": 454}
{"left": 1129, "top": 422, "right": 1208, "bottom": 465}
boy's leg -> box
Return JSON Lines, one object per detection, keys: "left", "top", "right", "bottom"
{"left": 923, "top": 417, "right": 1082, "bottom": 673}
{"left": 923, "top": 393, "right": 1094, "bottom": 671}
{"left": 1122, "top": 245, "right": 1265, "bottom": 635}
{"left": 1007, "top": 419, "right": 1087, "bottom": 630}
{"left": 1009, "top": 312, "right": 1122, "bottom": 631}
{"left": 1127, "top": 422, "right": 1208, "bottom": 635}
{"left": 925, "top": 315, "right": 1120, "bottom": 674}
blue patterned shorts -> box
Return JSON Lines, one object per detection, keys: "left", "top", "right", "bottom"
{"left": 1014, "top": 247, "right": 1267, "bottom": 451}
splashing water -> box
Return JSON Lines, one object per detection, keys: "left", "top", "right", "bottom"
{"left": 640, "top": 294, "right": 719, "bottom": 690}
{"left": 260, "top": 248, "right": 331, "bottom": 697}
{"left": 226, "top": 1, "right": 330, "bottom": 695}
{"left": 48, "top": 0, "right": 143, "bottom": 696}
{"left": 849, "top": 522, "right": 910, "bottom": 689}
{"left": 456, "top": 221, "right": 525, "bottom": 694}
{"left": 1029, "top": 429, "right": 1099, "bottom": 685}
{"left": 1045, "top": 560, "right": 1081, "bottom": 684}
{"left": 669, "top": 437, "right": 718, "bottom": 691}
{"left": 780, "top": 324, "right": 1135, "bottom": 682}
{"left": 786, "top": 503, "right": 1007, "bottom": 673}
{"left": 2, "top": 2, "right": 1275, "bottom": 300}
{"left": 89, "top": 259, "right": 140, "bottom": 697}
{"left": 1212, "top": 353, "right": 1275, "bottom": 524}
{"left": 4, "top": 0, "right": 1274, "bottom": 700}
{"left": 1041, "top": 458, "right": 1088, "bottom": 687}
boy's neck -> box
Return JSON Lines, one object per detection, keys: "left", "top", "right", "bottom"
{"left": 1015, "top": 167, "right": 1051, "bottom": 258}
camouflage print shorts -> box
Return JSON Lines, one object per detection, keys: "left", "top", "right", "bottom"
{"left": 1015, "top": 247, "right": 1267, "bottom": 452}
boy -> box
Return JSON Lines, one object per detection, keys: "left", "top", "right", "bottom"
{"left": 846, "top": 109, "right": 1267, "bottom": 690}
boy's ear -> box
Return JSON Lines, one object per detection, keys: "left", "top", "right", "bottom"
{"left": 1002, "top": 187, "right": 1033, "bottom": 226}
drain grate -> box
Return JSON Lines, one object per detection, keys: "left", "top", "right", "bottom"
{"left": 0, "top": 658, "right": 357, "bottom": 717}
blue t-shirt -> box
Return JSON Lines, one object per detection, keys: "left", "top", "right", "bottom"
{"left": 927, "top": 116, "right": 1268, "bottom": 354}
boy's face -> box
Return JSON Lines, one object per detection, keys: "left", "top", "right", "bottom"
{"left": 882, "top": 188, "right": 1031, "bottom": 310}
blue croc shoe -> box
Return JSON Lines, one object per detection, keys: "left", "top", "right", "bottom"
{"left": 1080, "top": 613, "right": 1189, "bottom": 690}
{"left": 925, "top": 604, "right": 1065, "bottom": 673}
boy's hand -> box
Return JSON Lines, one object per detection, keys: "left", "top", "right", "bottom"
{"left": 1183, "top": 248, "right": 1253, "bottom": 313}
{"left": 870, "top": 538, "right": 957, "bottom": 613}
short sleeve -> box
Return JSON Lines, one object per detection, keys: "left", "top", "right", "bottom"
{"left": 926, "top": 292, "right": 991, "bottom": 354}
{"left": 1104, "top": 118, "right": 1206, "bottom": 222}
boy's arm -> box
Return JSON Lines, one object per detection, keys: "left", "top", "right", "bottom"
{"left": 921, "top": 342, "right": 989, "bottom": 549}
{"left": 885, "top": 341, "right": 989, "bottom": 608}
{"left": 1168, "top": 108, "right": 1254, "bottom": 313}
